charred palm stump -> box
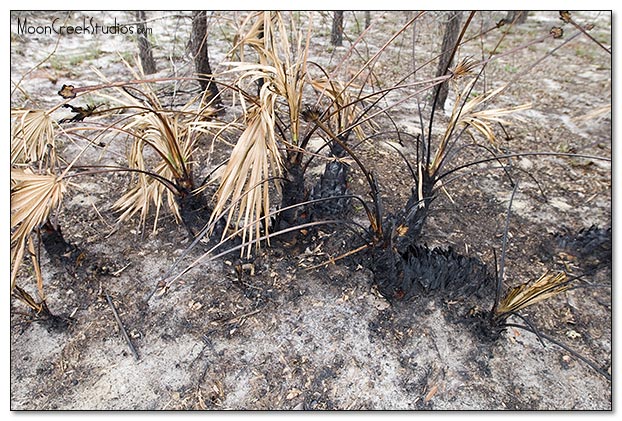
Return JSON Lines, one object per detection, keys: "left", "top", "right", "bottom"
{"left": 275, "top": 162, "right": 309, "bottom": 232}
{"left": 539, "top": 225, "right": 612, "bottom": 274}
{"left": 372, "top": 172, "right": 437, "bottom": 299}
{"left": 392, "top": 178, "right": 436, "bottom": 255}
{"left": 380, "top": 244, "right": 492, "bottom": 300}
{"left": 372, "top": 243, "right": 497, "bottom": 338}
{"left": 176, "top": 187, "right": 214, "bottom": 239}
{"left": 373, "top": 243, "right": 494, "bottom": 312}
{"left": 309, "top": 138, "right": 351, "bottom": 220}
{"left": 40, "top": 221, "right": 82, "bottom": 273}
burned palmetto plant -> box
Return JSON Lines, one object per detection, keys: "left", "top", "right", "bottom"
{"left": 473, "top": 257, "right": 611, "bottom": 380}
{"left": 152, "top": 12, "right": 608, "bottom": 311}
{"left": 372, "top": 68, "right": 529, "bottom": 299}
{"left": 206, "top": 11, "right": 311, "bottom": 254}
{"left": 9, "top": 65, "right": 116, "bottom": 318}
{"left": 331, "top": 13, "right": 605, "bottom": 304}
{"left": 361, "top": 12, "right": 603, "bottom": 301}
{"left": 461, "top": 186, "right": 613, "bottom": 381}
{"left": 303, "top": 77, "right": 371, "bottom": 222}
{"left": 146, "top": 13, "right": 428, "bottom": 296}
{"left": 209, "top": 12, "right": 371, "bottom": 250}
{"left": 11, "top": 54, "right": 227, "bottom": 312}
{"left": 188, "top": 13, "right": 526, "bottom": 276}
{"left": 381, "top": 244, "right": 496, "bottom": 311}
{"left": 540, "top": 225, "right": 612, "bottom": 274}
{"left": 82, "top": 64, "right": 224, "bottom": 238}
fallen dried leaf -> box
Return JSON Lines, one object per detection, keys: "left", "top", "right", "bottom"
{"left": 286, "top": 388, "right": 302, "bottom": 400}
{"left": 188, "top": 300, "right": 203, "bottom": 311}
{"left": 566, "top": 330, "right": 582, "bottom": 339}
{"left": 58, "top": 84, "right": 76, "bottom": 98}
{"left": 425, "top": 385, "right": 438, "bottom": 402}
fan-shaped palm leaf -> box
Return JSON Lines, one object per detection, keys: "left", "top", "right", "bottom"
{"left": 10, "top": 168, "right": 66, "bottom": 289}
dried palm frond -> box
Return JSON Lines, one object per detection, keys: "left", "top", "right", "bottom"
{"left": 209, "top": 84, "right": 283, "bottom": 257}
{"left": 209, "top": 12, "right": 314, "bottom": 255}
{"left": 495, "top": 271, "right": 570, "bottom": 319}
{"left": 228, "top": 11, "right": 311, "bottom": 144}
{"left": 113, "top": 160, "right": 182, "bottom": 233}
{"left": 94, "top": 64, "right": 192, "bottom": 182}
{"left": 229, "top": 11, "right": 274, "bottom": 63}
{"left": 429, "top": 79, "right": 530, "bottom": 175}
{"left": 110, "top": 107, "right": 194, "bottom": 232}
{"left": 450, "top": 56, "right": 479, "bottom": 80}
{"left": 266, "top": 13, "right": 311, "bottom": 144}
{"left": 309, "top": 78, "right": 366, "bottom": 141}
{"left": 92, "top": 62, "right": 218, "bottom": 232}
{"left": 450, "top": 82, "right": 530, "bottom": 145}
{"left": 10, "top": 167, "right": 66, "bottom": 289}
{"left": 11, "top": 108, "right": 57, "bottom": 167}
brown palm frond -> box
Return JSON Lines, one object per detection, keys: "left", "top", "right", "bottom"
{"left": 110, "top": 107, "right": 192, "bottom": 232}
{"left": 11, "top": 108, "right": 57, "bottom": 167}
{"left": 229, "top": 11, "right": 273, "bottom": 62}
{"left": 451, "top": 82, "right": 530, "bottom": 144}
{"left": 93, "top": 62, "right": 219, "bottom": 232}
{"left": 113, "top": 161, "right": 180, "bottom": 233}
{"left": 10, "top": 168, "right": 66, "bottom": 289}
{"left": 266, "top": 12, "right": 311, "bottom": 144}
{"left": 429, "top": 79, "right": 530, "bottom": 175}
{"left": 309, "top": 78, "right": 367, "bottom": 140}
{"left": 451, "top": 56, "right": 479, "bottom": 79}
{"left": 210, "top": 12, "right": 315, "bottom": 255}
{"left": 461, "top": 102, "right": 531, "bottom": 146}
{"left": 228, "top": 11, "right": 311, "bottom": 144}
{"left": 495, "top": 271, "right": 570, "bottom": 318}
{"left": 209, "top": 86, "right": 283, "bottom": 257}
{"left": 94, "top": 64, "right": 191, "bottom": 181}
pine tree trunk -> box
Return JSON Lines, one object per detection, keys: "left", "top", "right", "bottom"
{"left": 135, "top": 11, "right": 156, "bottom": 75}
{"left": 191, "top": 11, "right": 221, "bottom": 106}
{"left": 331, "top": 11, "right": 344, "bottom": 46}
{"left": 431, "top": 11, "right": 463, "bottom": 111}
{"left": 505, "top": 11, "right": 528, "bottom": 24}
